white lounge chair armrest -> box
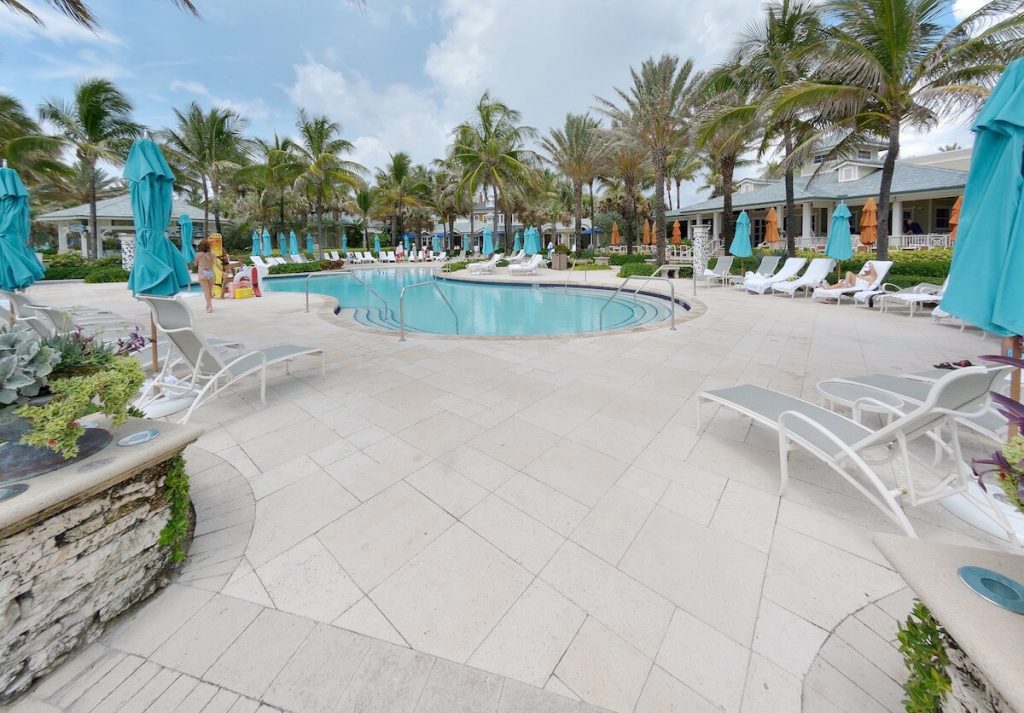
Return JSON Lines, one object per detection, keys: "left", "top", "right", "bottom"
{"left": 880, "top": 283, "right": 903, "bottom": 292}
{"left": 777, "top": 409, "right": 856, "bottom": 456}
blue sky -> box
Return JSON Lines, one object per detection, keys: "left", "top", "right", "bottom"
{"left": 2, "top": 0, "right": 976, "bottom": 205}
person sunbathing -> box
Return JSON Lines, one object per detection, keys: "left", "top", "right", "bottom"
{"left": 822, "top": 262, "right": 877, "bottom": 289}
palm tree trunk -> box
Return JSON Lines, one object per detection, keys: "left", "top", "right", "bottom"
{"left": 588, "top": 179, "right": 596, "bottom": 251}
{"left": 675, "top": 180, "right": 681, "bottom": 211}
{"left": 573, "top": 179, "right": 583, "bottom": 251}
{"left": 213, "top": 177, "right": 223, "bottom": 234}
{"left": 625, "top": 177, "right": 636, "bottom": 254}
{"left": 279, "top": 189, "right": 285, "bottom": 231}
{"left": 784, "top": 128, "right": 797, "bottom": 257}
{"left": 876, "top": 118, "right": 901, "bottom": 262}
{"left": 88, "top": 161, "right": 98, "bottom": 260}
{"left": 654, "top": 150, "right": 667, "bottom": 264}
{"left": 721, "top": 155, "right": 736, "bottom": 255}
{"left": 202, "top": 177, "right": 210, "bottom": 239}
{"left": 391, "top": 215, "right": 398, "bottom": 254}
{"left": 491, "top": 185, "right": 499, "bottom": 243}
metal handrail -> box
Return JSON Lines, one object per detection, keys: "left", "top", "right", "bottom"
{"left": 564, "top": 253, "right": 577, "bottom": 291}
{"left": 629, "top": 264, "right": 685, "bottom": 302}
{"left": 598, "top": 275, "right": 679, "bottom": 331}
{"left": 305, "top": 271, "right": 391, "bottom": 320}
{"left": 399, "top": 281, "right": 459, "bottom": 341}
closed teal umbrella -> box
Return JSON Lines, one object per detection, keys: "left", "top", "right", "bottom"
{"left": 178, "top": 215, "right": 196, "bottom": 264}
{"left": 125, "top": 138, "right": 189, "bottom": 296}
{"left": 432, "top": 235, "right": 441, "bottom": 252}
{"left": 404, "top": 234, "right": 411, "bottom": 252}
{"left": 251, "top": 231, "right": 260, "bottom": 256}
{"left": 513, "top": 231, "right": 522, "bottom": 252}
{"left": 462, "top": 234, "right": 470, "bottom": 252}
{"left": 341, "top": 234, "right": 348, "bottom": 254}
{"left": 944, "top": 58, "right": 1024, "bottom": 337}
{"left": 289, "top": 230, "right": 298, "bottom": 255}
{"left": 262, "top": 229, "right": 272, "bottom": 256}
{"left": 482, "top": 227, "right": 494, "bottom": 255}
{"left": 373, "top": 234, "right": 381, "bottom": 254}
{"left": 306, "top": 233, "right": 314, "bottom": 253}
{"left": 277, "top": 232, "right": 286, "bottom": 255}
{"left": 825, "top": 203, "right": 853, "bottom": 261}
{"left": 0, "top": 166, "right": 44, "bottom": 291}
{"left": 728, "top": 211, "right": 752, "bottom": 258}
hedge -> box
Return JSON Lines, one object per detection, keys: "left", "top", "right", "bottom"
{"left": 268, "top": 261, "right": 322, "bottom": 275}
{"left": 83, "top": 267, "right": 129, "bottom": 283}
{"left": 618, "top": 263, "right": 659, "bottom": 278}
{"left": 609, "top": 253, "right": 651, "bottom": 266}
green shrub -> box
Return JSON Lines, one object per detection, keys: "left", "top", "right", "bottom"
{"left": 158, "top": 454, "right": 191, "bottom": 562}
{"left": 43, "top": 266, "right": 91, "bottom": 280}
{"left": 445, "top": 261, "right": 469, "bottom": 272}
{"left": 496, "top": 259, "right": 509, "bottom": 267}
{"left": 554, "top": 244, "right": 571, "bottom": 255}
{"left": 618, "top": 263, "right": 658, "bottom": 278}
{"left": 268, "top": 261, "right": 323, "bottom": 275}
{"left": 46, "top": 253, "right": 85, "bottom": 268}
{"left": 91, "top": 256, "right": 122, "bottom": 269}
{"left": 609, "top": 252, "right": 651, "bottom": 266}
{"left": 83, "top": 267, "right": 129, "bottom": 283}
{"left": 897, "top": 601, "right": 951, "bottom": 713}
{"left": 571, "top": 264, "right": 612, "bottom": 271}
{"left": 320, "top": 259, "right": 344, "bottom": 271}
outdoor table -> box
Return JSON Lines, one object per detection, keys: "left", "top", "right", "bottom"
{"left": 815, "top": 380, "right": 904, "bottom": 422}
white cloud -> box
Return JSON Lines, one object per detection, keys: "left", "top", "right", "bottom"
{"left": 285, "top": 59, "right": 451, "bottom": 173}
{"left": 168, "top": 79, "right": 270, "bottom": 121}
{"left": 952, "top": 0, "right": 988, "bottom": 20}
{"left": 400, "top": 4, "right": 417, "bottom": 24}
{"left": 33, "top": 48, "right": 132, "bottom": 80}
{"left": 0, "top": 1, "right": 122, "bottom": 45}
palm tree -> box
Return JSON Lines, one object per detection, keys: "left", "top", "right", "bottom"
{"left": 162, "top": 101, "right": 250, "bottom": 235}
{"left": 451, "top": 91, "right": 537, "bottom": 245}
{"left": 734, "top": 0, "right": 824, "bottom": 256}
{"left": 33, "top": 160, "right": 122, "bottom": 212}
{"left": 346, "top": 185, "right": 377, "bottom": 250}
{"left": 597, "top": 54, "right": 701, "bottom": 263}
{"left": 774, "top": 0, "right": 1024, "bottom": 259}
{"left": 235, "top": 134, "right": 298, "bottom": 233}
{"left": 1, "top": 94, "right": 69, "bottom": 189}
{"left": 695, "top": 66, "right": 760, "bottom": 250}
{"left": 599, "top": 130, "right": 650, "bottom": 253}
{"left": 541, "top": 113, "right": 607, "bottom": 250}
{"left": 2, "top": 0, "right": 198, "bottom": 29}
{"left": 665, "top": 148, "right": 701, "bottom": 210}
{"left": 291, "top": 109, "right": 364, "bottom": 244}
{"left": 375, "top": 151, "right": 428, "bottom": 246}
{"left": 28, "top": 79, "right": 141, "bottom": 258}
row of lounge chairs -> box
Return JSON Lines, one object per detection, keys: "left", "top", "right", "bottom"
{"left": 466, "top": 252, "right": 546, "bottom": 275}
{"left": 701, "top": 255, "right": 949, "bottom": 316}
{"left": 699, "top": 365, "right": 1020, "bottom": 545}
{"left": 338, "top": 250, "right": 451, "bottom": 264}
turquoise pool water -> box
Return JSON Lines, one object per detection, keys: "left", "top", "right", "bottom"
{"left": 267, "top": 268, "right": 681, "bottom": 337}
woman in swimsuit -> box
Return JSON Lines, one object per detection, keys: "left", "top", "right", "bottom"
{"left": 195, "top": 239, "right": 216, "bottom": 313}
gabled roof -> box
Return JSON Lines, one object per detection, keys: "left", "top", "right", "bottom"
{"left": 673, "top": 162, "right": 967, "bottom": 215}
{"left": 36, "top": 193, "right": 208, "bottom": 222}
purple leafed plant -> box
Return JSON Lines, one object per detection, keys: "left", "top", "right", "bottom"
{"left": 973, "top": 354, "right": 1024, "bottom": 514}
{"left": 114, "top": 327, "right": 150, "bottom": 356}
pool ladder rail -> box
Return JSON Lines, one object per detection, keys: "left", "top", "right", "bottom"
{"left": 399, "top": 281, "right": 460, "bottom": 341}
{"left": 304, "top": 270, "right": 392, "bottom": 320}
{"left": 597, "top": 273, "right": 686, "bottom": 331}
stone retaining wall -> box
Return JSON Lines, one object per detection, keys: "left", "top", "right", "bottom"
{"left": 944, "top": 635, "right": 1015, "bottom": 713}
{"left": 0, "top": 456, "right": 187, "bottom": 703}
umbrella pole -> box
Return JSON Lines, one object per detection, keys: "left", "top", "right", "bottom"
{"left": 1007, "top": 335, "right": 1022, "bottom": 440}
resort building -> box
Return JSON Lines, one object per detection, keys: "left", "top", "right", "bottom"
{"left": 670, "top": 140, "right": 969, "bottom": 249}
{"left": 37, "top": 194, "right": 209, "bottom": 255}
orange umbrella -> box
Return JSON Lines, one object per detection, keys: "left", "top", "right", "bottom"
{"left": 949, "top": 195, "right": 963, "bottom": 242}
{"left": 860, "top": 197, "right": 878, "bottom": 245}
{"left": 672, "top": 220, "right": 681, "bottom": 244}
{"left": 611, "top": 221, "right": 620, "bottom": 246}
{"left": 764, "top": 208, "right": 780, "bottom": 243}
{"left": 642, "top": 220, "right": 651, "bottom": 245}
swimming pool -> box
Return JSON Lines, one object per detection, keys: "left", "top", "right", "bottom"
{"left": 267, "top": 268, "right": 684, "bottom": 337}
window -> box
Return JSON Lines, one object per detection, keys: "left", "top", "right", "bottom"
{"left": 857, "top": 150, "right": 872, "bottom": 160}
{"left": 812, "top": 153, "right": 827, "bottom": 164}
{"left": 935, "top": 207, "right": 951, "bottom": 230}
{"left": 839, "top": 166, "right": 858, "bottom": 182}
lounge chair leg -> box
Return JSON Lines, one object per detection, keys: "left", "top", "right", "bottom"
{"left": 260, "top": 368, "right": 267, "bottom": 405}
{"left": 777, "top": 430, "right": 790, "bottom": 495}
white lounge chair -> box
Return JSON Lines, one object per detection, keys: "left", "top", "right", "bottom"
{"left": 742, "top": 258, "right": 806, "bottom": 294}
{"left": 468, "top": 253, "right": 503, "bottom": 274}
{"left": 135, "top": 295, "right": 324, "bottom": 423}
{"left": 506, "top": 250, "right": 527, "bottom": 265}
{"left": 812, "top": 260, "right": 893, "bottom": 305}
{"left": 434, "top": 251, "right": 447, "bottom": 262}
{"left": 881, "top": 279, "right": 949, "bottom": 317}
{"left": 508, "top": 254, "right": 544, "bottom": 275}
{"left": 771, "top": 258, "right": 835, "bottom": 297}
{"left": 699, "top": 256, "right": 734, "bottom": 287}
{"left": 387, "top": 251, "right": 398, "bottom": 263}
{"left": 288, "top": 254, "right": 307, "bottom": 264}
{"left": 325, "top": 251, "right": 340, "bottom": 261}
{"left": 698, "top": 366, "right": 1007, "bottom": 538}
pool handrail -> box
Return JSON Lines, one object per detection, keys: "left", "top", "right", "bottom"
{"left": 399, "top": 281, "right": 459, "bottom": 341}
{"left": 304, "top": 270, "right": 391, "bottom": 321}
{"left": 598, "top": 275, "right": 678, "bottom": 331}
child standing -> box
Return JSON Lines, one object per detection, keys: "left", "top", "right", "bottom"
{"left": 195, "top": 239, "right": 216, "bottom": 313}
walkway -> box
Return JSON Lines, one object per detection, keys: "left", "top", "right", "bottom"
{"left": 3, "top": 270, "right": 1006, "bottom": 712}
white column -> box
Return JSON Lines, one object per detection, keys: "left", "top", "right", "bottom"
{"left": 712, "top": 212, "right": 721, "bottom": 246}
{"left": 57, "top": 222, "right": 68, "bottom": 254}
{"left": 891, "top": 200, "right": 903, "bottom": 236}
{"left": 826, "top": 204, "right": 834, "bottom": 232}
{"left": 802, "top": 202, "right": 813, "bottom": 238}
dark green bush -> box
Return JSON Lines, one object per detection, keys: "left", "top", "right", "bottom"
{"left": 43, "top": 266, "right": 91, "bottom": 280}
{"left": 496, "top": 259, "right": 509, "bottom": 267}
{"left": 446, "top": 261, "right": 469, "bottom": 272}
{"left": 91, "top": 256, "right": 122, "bottom": 269}
{"left": 320, "top": 259, "right": 344, "bottom": 270}
{"left": 83, "top": 267, "right": 129, "bottom": 283}
{"left": 268, "top": 261, "right": 322, "bottom": 275}
{"left": 571, "top": 264, "right": 611, "bottom": 271}
{"left": 609, "top": 253, "right": 651, "bottom": 266}
{"left": 618, "top": 263, "right": 659, "bottom": 278}
{"left": 46, "top": 253, "right": 85, "bottom": 268}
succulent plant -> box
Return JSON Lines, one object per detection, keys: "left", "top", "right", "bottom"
{"left": 0, "top": 326, "right": 60, "bottom": 406}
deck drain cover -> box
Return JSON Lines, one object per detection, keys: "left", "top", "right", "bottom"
{"left": 117, "top": 429, "right": 160, "bottom": 447}
{"left": 959, "top": 566, "right": 1024, "bottom": 614}
{"left": 0, "top": 483, "right": 28, "bottom": 503}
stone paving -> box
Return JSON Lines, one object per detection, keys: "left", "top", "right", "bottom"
{"left": 2, "top": 269, "right": 1010, "bottom": 712}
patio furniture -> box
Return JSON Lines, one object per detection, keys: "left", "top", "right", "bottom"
{"left": 729, "top": 255, "right": 781, "bottom": 286}
{"left": 506, "top": 250, "right": 526, "bottom": 265}
{"left": 770, "top": 258, "right": 835, "bottom": 297}
{"left": 468, "top": 253, "right": 504, "bottom": 274}
{"left": 811, "top": 260, "right": 893, "bottom": 305}
{"left": 508, "top": 254, "right": 544, "bottom": 275}
{"left": 697, "top": 366, "right": 1005, "bottom": 538}
{"left": 881, "top": 279, "right": 949, "bottom": 317}
{"left": 742, "top": 257, "right": 806, "bottom": 294}
{"left": 136, "top": 295, "right": 324, "bottom": 423}
{"left": 699, "top": 256, "right": 734, "bottom": 286}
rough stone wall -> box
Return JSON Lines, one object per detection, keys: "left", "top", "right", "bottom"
{"left": 0, "top": 457, "right": 183, "bottom": 703}
{"left": 943, "top": 635, "right": 1015, "bottom": 713}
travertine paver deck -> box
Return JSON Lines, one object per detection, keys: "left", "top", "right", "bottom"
{"left": 3, "top": 267, "right": 1011, "bottom": 712}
